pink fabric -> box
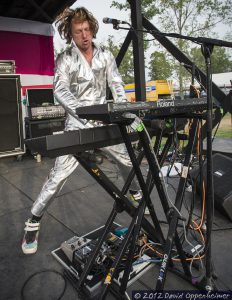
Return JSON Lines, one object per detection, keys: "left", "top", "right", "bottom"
{"left": 0, "top": 31, "right": 54, "bottom": 75}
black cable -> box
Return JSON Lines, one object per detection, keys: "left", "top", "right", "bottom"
{"left": 130, "top": 26, "right": 157, "bottom": 42}
{"left": 184, "top": 183, "right": 195, "bottom": 232}
{"left": 21, "top": 269, "right": 67, "bottom": 300}
{"left": 188, "top": 162, "right": 206, "bottom": 221}
{"left": 185, "top": 174, "right": 204, "bottom": 223}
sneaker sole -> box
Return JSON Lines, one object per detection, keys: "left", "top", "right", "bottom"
{"left": 22, "top": 243, "right": 38, "bottom": 254}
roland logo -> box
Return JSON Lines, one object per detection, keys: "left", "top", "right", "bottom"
{"left": 157, "top": 100, "right": 174, "bottom": 107}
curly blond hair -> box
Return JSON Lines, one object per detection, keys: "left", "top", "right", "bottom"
{"left": 55, "top": 7, "right": 99, "bottom": 44}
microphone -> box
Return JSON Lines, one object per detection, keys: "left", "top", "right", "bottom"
{"left": 103, "top": 17, "right": 127, "bottom": 25}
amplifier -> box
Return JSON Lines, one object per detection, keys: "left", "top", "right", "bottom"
{"left": 25, "top": 117, "right": 65, "bottom": 139}
{"left": 26, "top": 88, "right": 66, "bottom": 120}
{"left": 212, "top": 154, "right": 232, "bottom": 221}
{"left": 0, "top": 60, "right": 16, "bottom": 74}
{"left": 0, "top": 75, "right": 25, "bottom": 158}
{"left": 28, "top": 105, "right": 66, "bottom": 120}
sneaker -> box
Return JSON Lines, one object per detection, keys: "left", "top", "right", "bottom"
{"left": 130, "top": 190, "right": 142, "bottom": 202}
{"left": 130, "top": 190, "right": 150, "bottom": 215}
{"left": 130, "top": 190, "right": 142, "bottom": 206}
{"left": 22, "top": 219, "right": 40, "bottom": 254}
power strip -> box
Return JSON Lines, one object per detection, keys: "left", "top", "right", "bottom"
{"left": 117, "top": 254, "right": 152, "bottom": 286}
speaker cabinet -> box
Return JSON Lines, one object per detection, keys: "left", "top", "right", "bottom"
{"left": 193, "top": 153, "right": 232, "bottom": 221}
{"left": 212, "top": 154, "right": 232, "bottom": 221}
{"left": 25, "top": 118, "right": 65, "bottom": 139}
{"left": 0, "top": 75, "right": 25, "bottom": 158}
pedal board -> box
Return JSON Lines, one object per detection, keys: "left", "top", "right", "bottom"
{"left": 52, "top": 224, "right": 152, "bottom": 299}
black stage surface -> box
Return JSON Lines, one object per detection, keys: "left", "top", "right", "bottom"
{"left": 0, "top": 147, "right": 232, "bottom": 300}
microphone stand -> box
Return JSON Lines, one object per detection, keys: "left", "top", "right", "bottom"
{"left": 116, "top": 25, "right": 232, "bottom": 49}
{"left": 201, "top": 42, "right": 215, "bottom": 291}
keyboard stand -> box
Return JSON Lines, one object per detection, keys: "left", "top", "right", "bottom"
{"left": 73, "top": 115, "right": 200, "bottom": 299}
{"left": 77, "top": 152, "right": 163, "bottom": 243}
{"left": 116, "top": 123, "right": 193, "bottom": 277}
{"left": 97, "top": 122, "right": 167, "bottom": 299}
{"left": 135, "top": 118, "right": 201, "bottom": 291}
{"left": 73, "top": 126, "right": 166, "bottom": 298}
{"left": 132, "top": 121, "right": 198, "bottom": 283}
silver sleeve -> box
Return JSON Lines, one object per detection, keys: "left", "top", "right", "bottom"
{"left": 106, "top": 51, "right": 128, "bottom": 103}
{"left": 53, "top": 53, "right": 89, "bottom": 126}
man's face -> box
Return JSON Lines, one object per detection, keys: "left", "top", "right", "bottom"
{"left": 71, "top": 20, "right": 93, "bottom": 52}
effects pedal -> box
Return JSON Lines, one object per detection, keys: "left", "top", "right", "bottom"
{"left": 61, "top": 236, "right": 91, "bottom": 262}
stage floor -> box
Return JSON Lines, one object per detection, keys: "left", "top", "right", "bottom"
{"left": 0, "top": 147, "right": 232, "bottom": 299}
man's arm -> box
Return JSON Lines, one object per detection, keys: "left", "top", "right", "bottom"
{"left": 105, "top": 51, "right": 128, "bottom": 103}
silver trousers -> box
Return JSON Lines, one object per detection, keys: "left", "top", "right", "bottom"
{"left": 31, "top": 143, "right": 139, "bottom": 217}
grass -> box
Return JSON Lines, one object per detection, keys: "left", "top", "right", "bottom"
{"left": 214, "top": 113, "right": 232, "bottom": 139}
{"left": 156, "top": 113, "right": 232, "bottom": 150}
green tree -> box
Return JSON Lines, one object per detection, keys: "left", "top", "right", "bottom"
{"left": 190, "top": 46, "right": 232, "bottom": 74}
{"left": 104, "top": 35, "right": 134, "bottom": 84}
{"left": 111, "top": 0, "right": 232, "bottom": 32}
{"left": 148, "top": 51, "right": 173, "bottom": 80}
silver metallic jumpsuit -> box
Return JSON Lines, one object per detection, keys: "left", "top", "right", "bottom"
{"left": 31, "top": 41, "right": 139, "bottom": 217}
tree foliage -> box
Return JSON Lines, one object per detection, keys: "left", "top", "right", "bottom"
{"left": 148, "top": 51, "right": 173, "bottom": 80}
{"left": 157, "top": 0, "right": 231, "bottom": 36}
{"left": 190, "top": 46, "right": 232, "bottom": 74}
{"left": 111, "top": 0, "right": 161, "bottom": 20}
{"left": 111, "top": 0, "right": 232, "bottom": 94}
{"left": 111, "top": 0, "right": 232, "bottom": 34}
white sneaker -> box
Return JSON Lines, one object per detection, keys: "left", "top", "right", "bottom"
{"left": 130, "top": 191, "right": 150, "bottom": 215}
{"left": 130, "top": 190, "right": 142, "bottom": 201}
{"left": 22, "top": 219, "right": 40, "bottom": 254}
